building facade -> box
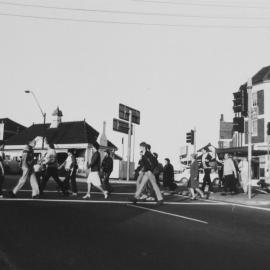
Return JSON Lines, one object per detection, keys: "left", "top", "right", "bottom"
{"left": 218, "top": 66, "right": 270, "bottom": 180}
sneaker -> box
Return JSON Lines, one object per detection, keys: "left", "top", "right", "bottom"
{"left": 83, "top": 194, "right": 90, "bottom": 200}
{"left": 71, "top": 193, "right": 78, "bottom": 197}
{"left": 146, "top": 197, "right": 155, "bottom": 201}
{"left": 104, "top": 191, "right": 109, "bottom": 199}
{"left": 139, "top": 194, "right": 148, "bottom": 200}
{"left": 8, "top": 191, "right": 16, "bottom": 198}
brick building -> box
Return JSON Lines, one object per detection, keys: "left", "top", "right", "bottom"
{"left": 218, "top": 65, "right": 270, "bottom": 180}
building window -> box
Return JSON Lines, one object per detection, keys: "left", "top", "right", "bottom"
{"left": 252, "top": 119, "right": 258, "bottom": 136}
{"left": 252, "top": 92, "right": 258, "bottom": 107}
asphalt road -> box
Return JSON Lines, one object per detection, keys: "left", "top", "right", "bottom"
{"left": 1, "top": 175, "right": 270, "bottom": 270}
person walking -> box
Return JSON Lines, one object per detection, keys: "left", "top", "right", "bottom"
{"left": 9, "top": 144, "right": 40, "bottom": 198}
{"left": 101, "top": 150, "right": 114, "bottom": 194}
{"left": 232, "top": 156, "right": 241, "bottom": 191}
{"left": 60, "top": 149, "right": 78, "bottom": 196}
{"left": 83, "top": 143, "right": 108, "bottom": 200}
{"left": 188, "top": 154, "right": 205, "bottom": 200}
{"left": 222, "top": 153, "right": 237, "bottom": 195}
{"left": 239, "top": 157, "right": 249, "bottom": 193}
{"left": 200, "top": 147, "right": 213, "bottom": 193}
{"left": 40, "top": 143, "right": 67, "bottom": 196}
{"left": 132, "top": 142, "right": 163, "bottom": 205}
{"left": 0, "top": 154, "right": 5, "bottom": 198}
{"left": 163, "top": 158, "right": 177, "bottom": 191}
{"left": 153, "top": 152, "right": 163, "bottom": 187}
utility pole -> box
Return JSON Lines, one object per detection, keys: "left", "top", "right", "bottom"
{"left": 247, "top": 78, "right": 253, "bottom": 199}
{"left": 126, "top": 110, "right": 132, "bottom": 181}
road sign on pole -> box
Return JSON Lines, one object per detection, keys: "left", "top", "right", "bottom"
{"left": 127, "top": 110, "right": 132, "bottom": 181}
{"left": 119, "top": 104, "right": 140, "bottom": 125}
{"left": 113, "top": 119, "right": 133, "bottom": 135}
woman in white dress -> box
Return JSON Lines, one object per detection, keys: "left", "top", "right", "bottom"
{"left": 83, "top": 143, "right": 108, "bottom": 199}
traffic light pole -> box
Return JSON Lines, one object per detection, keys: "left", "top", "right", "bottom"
{"left": 193, "top": 127, "right": 197, "bottom": 154}
{"left": 247, "top": 78, "right": 253, "bottom": 200}
{"left": 127, "top": 110, "right": 132, "bottom": 181}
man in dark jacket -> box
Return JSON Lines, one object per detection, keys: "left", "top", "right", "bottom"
{"left": 132, "top": 142, "right": 163, "bottom": 205}
{"left": 101, "top": 150, "right": 114, "bottom": 194}
{"left": 163, "top": 158, "right": 177, "bottom": 191}
{"left": 153, "top": 152, "right": 163, "bottom": 187}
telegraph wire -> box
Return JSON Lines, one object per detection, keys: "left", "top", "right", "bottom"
{"left": 1, "top": 12, "right": 270, "bottom": 29}
{"left": 132, "top": 0, "right": 270, "bottom": 9}
{"left": 1, "top": 1, "right": 270, "bottom": 20}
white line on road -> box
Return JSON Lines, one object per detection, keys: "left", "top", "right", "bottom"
{"left": 0, "top": 197, "right": 225, "bottom": 206}
{"left": 128, "top": 204, "right": 209, "bottom": 224}
{"left": 177, "top": 194, "right": 270, "bottom": 212}
{"left": 3, "top": 189, "right": 134, "bottom": 196}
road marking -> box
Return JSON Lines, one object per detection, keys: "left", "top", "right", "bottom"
{"left": 3, "top": 189, "right": 134, "bottom": 196}
{"left": 128, "top": 204, "right": 209, "bottom": 224}
{"left": 0, "top": 197, "right": 225, "bottom": 206}
{"left": 177, "top": 194, "right": 270, "bottom": 212}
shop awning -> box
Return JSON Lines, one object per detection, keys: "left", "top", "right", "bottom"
{"left": 216, "top": 147, "right": 268, "bottom": 157}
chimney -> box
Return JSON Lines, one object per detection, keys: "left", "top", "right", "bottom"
{"left": 50, "top": 107, "right": 63, "bottom": 128}
{"left": 220, "top": 114, "right": 224, "bottom": 122}
{"left": 100, "top": 121, "right": 108, "bottom": 147}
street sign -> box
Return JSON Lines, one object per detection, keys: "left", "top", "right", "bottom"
{"left": 119, "top": 104, "right": 140, "bottom": 125}
{"left": 113, "top": 119, "right": 133, "bottom": 135}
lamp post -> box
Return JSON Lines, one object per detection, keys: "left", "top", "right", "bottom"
{"left": 24, "top": 90, "right": 46, "bottom": 149}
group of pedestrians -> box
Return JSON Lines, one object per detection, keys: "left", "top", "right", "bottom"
{"left": 0, "top": 140, "right": 114, "bottom": 200}
{"left": 186, "top": 147, "right": 250, "bottom": 200}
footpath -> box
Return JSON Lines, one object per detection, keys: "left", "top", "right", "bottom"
{"left": 208, "top": 191, "right": 270, "bottom": 207}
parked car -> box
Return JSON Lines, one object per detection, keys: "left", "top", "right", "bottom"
{"left": 3, "top": 159, "right": 21, "bottom": 174}
{"left": 175, "top": 167, "right": 220, "bottom": 187}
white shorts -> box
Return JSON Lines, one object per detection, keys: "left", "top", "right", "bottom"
{"left": 87, "top": 171, "right": 101, "bottom": 186}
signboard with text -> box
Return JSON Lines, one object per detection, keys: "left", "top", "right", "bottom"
{"left": 119, "top": 104, "right": 140, "bottom": 125}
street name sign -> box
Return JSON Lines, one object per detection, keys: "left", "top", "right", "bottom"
{"left": 119, "top": 104, "right": 140, "bottom": 125}
{"left": 113, "top": 118, "right": 133, "bottom": 135}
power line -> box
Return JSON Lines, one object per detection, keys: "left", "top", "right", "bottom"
{"left": 1, "top": 12, "right": 270, "bottom": 29}
{"left": 1, "top": 1, "right": 270, "bottom": 21}
{"left": 132, "top": 0, "right": 270, "bottom": 9}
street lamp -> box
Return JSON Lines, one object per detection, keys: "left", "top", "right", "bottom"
{"left": 24, "top": 90, "right": 46, "bottom": 149}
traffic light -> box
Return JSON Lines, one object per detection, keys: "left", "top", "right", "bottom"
{"left": 267, "top": 122, "right": 270, "bottom": 136}
{"left": 186, "top": 130, "right": 194, "bottom": 145}
{"left": 233, "top": 117, "right": 245, "bottom": 133}
{"left": 233, "top": 88, "right": 248, "bottom": 117}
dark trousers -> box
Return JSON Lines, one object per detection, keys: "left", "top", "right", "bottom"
{"left": 0, "top": 172, "right": 4, "bottom": 195}
{"left": 63, "top": 169, "right": 77, "bottom": 193}
{"left": 224, "top": 174, "right": 237, "bottom": 193}
{"left": 103, "top": 172, "right": 112, "bottom": 193}
{"left": 202, "top": 169, "right": 212, "bottom": 192}
{"left": 40, "top": 167, "right": 64, "bottom": 193}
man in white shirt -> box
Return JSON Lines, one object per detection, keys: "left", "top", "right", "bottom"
{"left": 222, "top": 153, "right": 237, "bottom": 195}
{"left": 40, "top": 143, "right": 67, "bottom": 196}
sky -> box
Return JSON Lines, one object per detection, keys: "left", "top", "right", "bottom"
{"left": 1, "top": 0, "right": 270, "bottom": 167}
